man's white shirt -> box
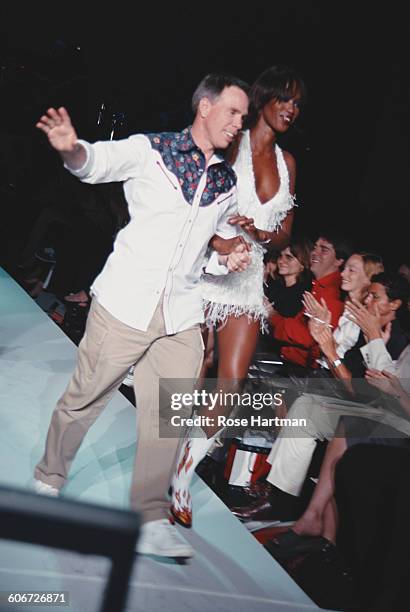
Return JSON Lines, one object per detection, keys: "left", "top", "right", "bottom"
{"left": 67, "top": 134, "right": 238, "bottom": 333}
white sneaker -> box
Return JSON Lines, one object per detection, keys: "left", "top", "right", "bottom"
{"left": 33, "top": 479, "right": 59, "bottom": 497}
{"left": 136, "top": 518, "right": 194, "bottom": 558}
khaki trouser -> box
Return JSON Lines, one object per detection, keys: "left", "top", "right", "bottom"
{"left": 35, "top": 298, "right": 203, "bottom": 522}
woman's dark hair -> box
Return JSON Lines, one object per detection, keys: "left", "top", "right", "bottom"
{"left": 279, "top": 237, "right": 313, "bottom": 286}
{"left": 246, "top": 65, "right": 306, "bottom": 128}
{"left": 263, "top": 249, "right": 279, "bottom": 264}
{"left": 370, "top": 272, "right": 410, "bottom": 309}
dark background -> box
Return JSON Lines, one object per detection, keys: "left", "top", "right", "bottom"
{"left": 0, "top": 2, "right": 408, "bottom": 269}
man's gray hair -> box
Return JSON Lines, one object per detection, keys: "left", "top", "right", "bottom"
{"left": 192, "top": 74, "right": 249, "bottom": 113}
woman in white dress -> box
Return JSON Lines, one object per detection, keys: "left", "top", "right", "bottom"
{"left": 171, "top": 66, "right": 306, "bottom": 526}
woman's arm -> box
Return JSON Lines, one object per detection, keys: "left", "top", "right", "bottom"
{"left": 309, "top": 320, "right": 353, "bottom": 383}
{"left": 209, "top": 234, "right": 251, "bottom": 254}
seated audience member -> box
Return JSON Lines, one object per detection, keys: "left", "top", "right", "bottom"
{"left": 232, "top": 272, "right": 409, "bottom": 523}
{"left": 256, "top": 239, "right": 311, "bottom": 357}
{"left": 305, "top": 252, "right": 385, "bottom": 368}
{"left": 269, "top": 232, "right": 351, "bottom": 368}
{"left": 266, "top": 237, "right": 312, "bottom": 319}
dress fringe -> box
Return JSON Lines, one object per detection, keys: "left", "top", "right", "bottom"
{"left": 203, "top": 300, "right": 269, "bottom": 333}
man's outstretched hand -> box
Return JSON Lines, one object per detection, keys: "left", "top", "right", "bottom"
{"left": 36, "top": 107, "right": 78, "bottom": 153}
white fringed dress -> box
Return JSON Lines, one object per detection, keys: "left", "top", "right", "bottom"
{"left": 201, "top": 130, "right": 296, "bottom": 329}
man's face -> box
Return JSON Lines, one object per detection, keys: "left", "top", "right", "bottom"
{"left": 202, "top": 86, "right": 249, "bottom": 149}
{"left": 364, "top": 282, "right": 395, "bottom": 318}
{"left": 310, "top": 238, "right": 342, "bottom": 279}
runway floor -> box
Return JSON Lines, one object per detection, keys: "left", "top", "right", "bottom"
{"left": 0, "top": 267, "right": 320, "bottom": 612}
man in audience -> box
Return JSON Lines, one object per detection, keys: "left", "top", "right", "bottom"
{"left": 33, "top": 74, "right": 251, "bottom": 558}
{"left": 270, "top": 232, "right": 351, "bottom": 368}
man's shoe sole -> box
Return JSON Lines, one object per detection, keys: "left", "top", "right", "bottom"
{"left": 136, "top": 542, "right": 194, "bottom": 558}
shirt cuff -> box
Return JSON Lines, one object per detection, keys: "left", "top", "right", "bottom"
{"left": 204, "top": 251, "right": 229, "bottom": 276}
{"left": 63, "top": 140, "right": 94, "bottom": 177}
{"left": 360, "top": 337, "right": 385, "bottom": 359}
{"left": 360, "top": 337, "right": 395, "bottom": 371}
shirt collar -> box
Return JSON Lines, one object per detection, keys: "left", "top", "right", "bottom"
{"left": 177, "top": 127, "right": 225, "bottom": 162}
{"left": 176, "top": 127, "right": 198, "bottom": 152}
{"left": 208, "top": 151, "right": 225, "bottom": 167}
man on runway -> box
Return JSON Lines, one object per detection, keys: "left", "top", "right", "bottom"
{"left": 34, "top": 74, "right": 250, "bottom": 558}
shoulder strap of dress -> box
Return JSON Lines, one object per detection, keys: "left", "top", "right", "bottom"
{"left": 274, "top": 143, "right": 290, "bottom": 188}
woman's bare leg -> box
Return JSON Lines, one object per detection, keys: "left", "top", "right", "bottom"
{"left": 320, "top": 497, "right": 338, "bottom": 544}
{"left": 200, "top": 314, "right": 260, "bottom": 437}
{"left": 292, "top": 436, "right": 347, "bottom": 539}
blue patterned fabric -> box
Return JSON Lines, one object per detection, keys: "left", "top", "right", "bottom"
{"left": 147, "top": 127, "right": 236, "bottom": 207}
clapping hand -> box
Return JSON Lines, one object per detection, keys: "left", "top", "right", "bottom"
{"left": 345, "top": 299, "right": 387, "bottom": 342}
{"left": 303, "top": 292, "right": 331, "bottom": 326}
{"left": 303, "top": 293, "right": 334, "bottom": 353}
{"left": 308, "top": 317, "right": 336, "bottom": 356}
